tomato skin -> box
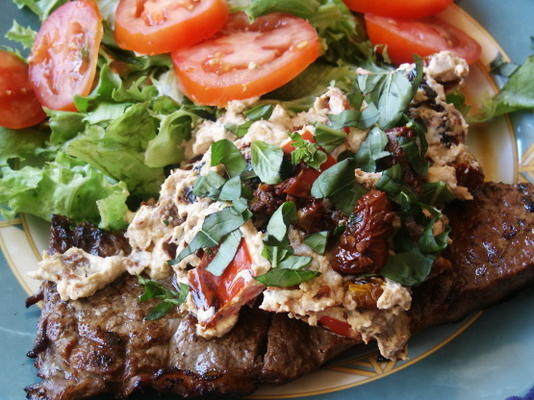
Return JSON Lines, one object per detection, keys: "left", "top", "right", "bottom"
{"left": 172, "top": 12, "right": 321, "bottom": 106}
{"left": 365, "top": 14, "right": 481, "bottom": 65}
{"left": 0, "top": 51, "right": 45, "bottom": 129}
{"left": 115, "top": 0, "right": 229, "bottom": 55}
{"left": 28, "top": 0, "right": 103, "bottom": 111}
{"left": 344, "top": 0, "right": 453, "bottom": 19}
{"left": 188, "top": 240, "right": 264, "bottom": 327}
{"left": 319, "top": 316, "right": 360, "bottom": 338}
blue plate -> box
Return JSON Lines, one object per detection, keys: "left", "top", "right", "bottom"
{"left": 1, "top": 1, "right": 533, "bottom": 399}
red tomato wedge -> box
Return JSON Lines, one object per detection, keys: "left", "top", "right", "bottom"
{"left": 365, "top": 14, "right": 481, "bottom": 65}
{"left": 28, "top": 0, "right": 103, "bottom": 111}
{"left": 188, "top": 240, "right": 264, "bottom": 329}
{"left": 115, "top": 0, "right": 229, "bottom": 55}
{"left": 0, "top": 51, "right": 46, "bottom": 129}
{"left": 172, "top": 12, "right": 321, "bottom": 106}
{"left": 344, "top": 0, "right": 453, "bottom": 19}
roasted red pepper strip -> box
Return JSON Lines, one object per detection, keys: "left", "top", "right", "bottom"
{"left": 319, "top": 316, "right": 360, "bottom": 338}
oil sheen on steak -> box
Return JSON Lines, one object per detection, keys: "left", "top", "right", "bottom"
{"left": 26, "top": 183, "right": 534, "bottom": 399}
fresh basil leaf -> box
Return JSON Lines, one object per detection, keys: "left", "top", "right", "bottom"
{"left": 138, "top": 276, "right": 189, "bottom": 320}
{"left": 347, "top": 77, "right": 364, "bottom": 110}
{"left": 399, "top": 138, "right": 428, "bottom": 177}
{"left": 173, "top": 207, "right": 248, "bottom": 263}
{"left": 206, "top": 230, "right": 243, "bottom": 276}
{"left": 357, "top": 73, "right": 386, "bottom": 104}
{"left": 354, "top": 126, "right": 389, "bottom": 172}
{"left": 375, "top": 164, "right": 403, "bottom": 195}
{"left": 381, "top": 247, "right": 435, "bottom": 287}
{"left": 256, "top": 269, "right": 320, "bottom": 288}
{"left": 315, "top": 124, "right": 347, "bottom": 152}
{"left": 289, "top": 133, "right": 327, "bottom": 170}
{"left": 219, "top": 175, "right": 242, "bottom": 201}
{"left": 211, "top": 139, "right": 246, "bottom": 178}
{"left": 303, "top": 231, "right": 329, "bottom": 255}
{"left": 244, "top": 104, "right": 274, "bottom": 121}
{"left": 145, "top": 300, "right": 177, "bottom": 321}
{"left": 378, "top": 70, "right": 413, "bottom": 129}
{"left": 266, "top": 201, "right": 297, "bottom": 243}
{"left": 232, "top": 197, "right": 249, "bottom": 213}
{"left": 192, "top": 171, "right": 226, "bottom": 199}
{"left": 225, "top": 121, "right": 252, "bottom": 138}
{"left": 418, "top": 218, "right": 450, "bottom": 254}
{"left": 262, "top": 244, "right": 291, "bottom": 269}
{"left": 445, "top": 90, "right": 470, "bottom": 116}
{"left": 251, "top": 140, "right": 284, "bottom": 184}
{"left": 410, "top": 55, "right": 424, "bottom": 96}
{"left": 419, "top": 182, "right": 455, "bottom": 206}
{"left": 311, "top": 159, "right": 365, "bottom": 214}
{"left": 328, "top": 110, "right": 360, "bottom": 130}
{"left": 278, "top": 255, "right": 313, "bottom": 270}
{"left": 359, "top": 103, "right": 379, "bottom": 129}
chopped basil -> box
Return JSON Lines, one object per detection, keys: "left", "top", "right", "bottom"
{"left": 171, "top": 206, "right": 249, "bottom": 264}
{"left": 328, "top": 109, "right": 360, "bottom": 130}
{"left": 303, "top": 231, "right": 329, "bottom": 255}
{"left": 359, "top": 103, "right": 379, "bottom": 129}
{"left": 219, "top": 175, "right": 242, "bottom": 201}
{"left": 418, "top": 218, "right": 451, "bottom": 254}
{"left": 278, "top": 255, "right": 313, "bottom": 269}
{"left": 256, "top": 269, "right": 320, "bottom": 288}
{"left": 289, "top": 132, "right": 327, "bottom": 170}
{"left": 138, "top": 275, "right": 189, "bottom": 320}
{"left": 206, "top": 229, "right": 243, "bottom": 276}
{"left": 445, "top": 90, "right": 470, "bottom": 116}
{"left": 399, "top": 137, "right": 428, "bottom": 177}
{"left": 353, "top": 126, "right": 390, "bottom": 172}
{"left": 225, "top": 121, "right": 252, "bottom": 138}
{"left": 251, "top": 140, "right": 284, "bottom": 184}
{"left": 256, "top": 201, "right": 319, "bottom": 287}
{"left": 266, "top": 201, "right": 297, "bottom": 242}
{"left": 377, "top": 70, "right": 413, "bottom": 129}
{"left": 192, "top": 171, "right": 226, "bottom": 199}
{"left": 410, "top": 55, "right": 424, "bottom": 95}
{"left": 315, "top": 124, "right": 347, "bottom": 152}
{"left": 210, "top": 139, "right": 246, "bottom": 178}
{"left": 311, "top": 158, "right": 366, "bottom": 214}
{"left": 244, "top": 104, "right": 274, "bottom": 121}
{"left": 380, "top": 247, "right": 435, "bottom": 287}
{"left": 419, "top": 181, "right": 455, "bottom": 206}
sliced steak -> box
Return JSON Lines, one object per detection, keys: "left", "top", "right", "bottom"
{"left": 411, "top": 182, "right": 534, "bottom": 329}
{"left": 26, "top": 219, "right": 355, "bottom": 400}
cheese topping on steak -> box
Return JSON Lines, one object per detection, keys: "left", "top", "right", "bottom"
{"left": 30, "top": 52, "right": 482, "bottom": 360}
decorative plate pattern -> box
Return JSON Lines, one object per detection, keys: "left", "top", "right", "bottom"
{"left": 0, "top": 1, "right": 533, "bottom": 399}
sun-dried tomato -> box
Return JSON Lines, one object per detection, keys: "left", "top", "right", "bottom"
{"left": 331, "top": 190, "right": 395, "bottom": 275}
{"left": 347, "top": 277, "right": 385, "bottom": 310}
{"left": 295, "top": 198, "right": 334, "bottom": 234}
{"left": 454, "top": 162, "right": 484, "bottom": 191}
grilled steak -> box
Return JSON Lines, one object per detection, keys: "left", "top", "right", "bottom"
{"left": 26, "top": 183, "right": 534, "bottom": 400}
{"left": 411, "top": 182, "right": 534, "bottom": 329}
{"left": 25, "top": 218, "right": 355, "bottom": 400}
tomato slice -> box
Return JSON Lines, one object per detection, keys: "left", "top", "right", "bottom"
{"left": 172, "top": 12, "right": 321, "bottom": 106}
{"left": 282, "top": 131, "right": 337, "bottom": 198}
{"left": 344, "top": 0, "right": 453, "bottom": 19}
{"left": 115, "top": 0, "right": 229, "bottom": 55}
{"left": 188, "top": 240, "right": 264, "bottom": 329}
{"left": 365, "top": 14, "right": 481, "bottom": 65}
{"left": 0, "top": 51, "right": 46, "bottom": 129}
{"left": 28, "top": 0, "right": 103, "bottom": 111}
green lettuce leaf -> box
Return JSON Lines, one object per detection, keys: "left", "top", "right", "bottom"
{"left": 0, "top": 150, "right": 129, "bottom": 230}
{"left": 5, "top": 20, "right": 36, "bottom": 50}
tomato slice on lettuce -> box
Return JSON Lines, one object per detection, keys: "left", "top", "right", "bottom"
{"left": 115, "top": 0, "right": 229, "bottom": 55}
{"left": 344, "top": 0, "right": 453, "bottom": 19}
{"left": 0, "top": 51, "right": 46, "bottom": 129}
{"left": 188, "top": 240, "right": 264, "bottom": 331}
{"left": 365, "top": 14, "right": 481, "bottom": 65}
{"left": 172, "top": 12, "right": 321, "bottom": 106}
{"left": 28, "top": 0, "right": 103, "bottom": 111}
